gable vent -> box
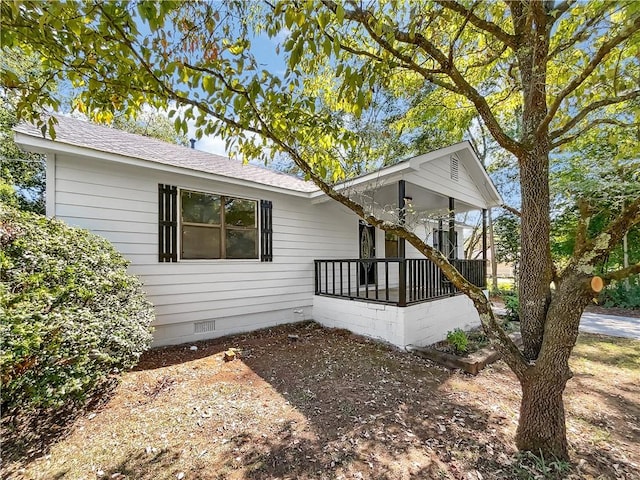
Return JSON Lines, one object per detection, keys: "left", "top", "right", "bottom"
{"left": 450, "top": 155, "right": 459, "bottom": 181}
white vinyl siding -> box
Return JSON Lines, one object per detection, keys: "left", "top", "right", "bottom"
{"left": 406, "top": 155, "right": 486, "bottom": 208}
{"left": 51, "top": 155, "right": 356, "bottom": 345}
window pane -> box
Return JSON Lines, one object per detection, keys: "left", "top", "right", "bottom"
{"left": 181, "top": 190, "right": 220, "bottom": 224}
{"left": 385, "top": 232, "right": 398, "bottom": 258}
{"left": 182, "top": 225, "right": 221, "bottom": 259}
{"left": 225, "top": 229, "right": 257, "bottom": 259}
{"left": 225, "top": 198, "right": 256, "bottom": 227}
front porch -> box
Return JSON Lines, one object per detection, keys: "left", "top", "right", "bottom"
{"left": 314, "top": 257, "right": 486, "bottom": 307}
{"left": 313, "top": 258, "right": 487, "bottom": 348}
{"left": 309, "top": 142, "right": 499, "bottom": 348}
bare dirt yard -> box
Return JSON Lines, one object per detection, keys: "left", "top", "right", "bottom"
{"left": 3, "top": 322, "right": 639, "bottom": 480}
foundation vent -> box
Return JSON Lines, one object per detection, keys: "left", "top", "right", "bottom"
{"left": 194, "top": 320, "right": 216, "bottom": 334}
{"left": 450, "top": 155, "right": 459, "bottom": 181}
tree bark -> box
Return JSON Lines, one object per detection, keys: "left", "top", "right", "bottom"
{"left": 516, "top": 267, "right": 592, "bottom": 459}
{"left": 516, "top": 370, "right": 569, "bottom": 459}
{"left": 513, "top": 3, "right": 554, "bottom": 360}
{"left": 518, "top": 149, "right": 553, "bottom": 360}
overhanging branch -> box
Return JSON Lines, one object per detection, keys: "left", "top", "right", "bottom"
{"left": 434, "top": 0, "right": 517, "bottom": 49}
{"left": 547, "top": 4, "right": 608, "bottom": 58}
{"left": 551, "top": 119, "right": 639, "bottom": 149}
{"left": 538, "top": 16, "right": 640, "bottom": 136}
{"left": 322, "top": 0, "right": 525, "bottom": 157}
{"left": 550, "top": 89, "right": 640, "bottom": 141}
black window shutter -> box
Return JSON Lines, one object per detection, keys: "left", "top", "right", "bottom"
{"left": 158, "top": 184, "right": 178, "bottom": 262}
{"left": 260, "top": 200, "right": 273, "bottom": 262}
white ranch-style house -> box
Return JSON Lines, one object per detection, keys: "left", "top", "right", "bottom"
{"left": 15, "top": 116, "right": 501, "bottom": 347}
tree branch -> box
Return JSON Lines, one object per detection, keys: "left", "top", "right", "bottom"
{"left": 551, "top": 89, "right": 640, "bottom": 140}
{"left": 601, "top": 263, "right": 640, "bottom": 282}
{"left": 324, "top": 4, "right": 462, "bottom": 94}
{"left": 573, "top": 198, "right": 592, "bottom": 257}
{"left": 501, "top": 204, "right": 521, "bottom": 217}
{"left": 538, "top": 15, "right": 640, "bottom": 136}
{"left": 434, "top": 0, "right": 517, "bottom": 49}
{"left": 551, "top": 118, "right": 639, "bottom": 149}
{"left": 551, "top": 1, "right": 576, "bottom": 19}
{"left": 322, "top": 0, "right": 526, "bottom": 157}
{"left": 576, "top": 196, "right": 640, "bottom": 266}
{"left": 547, "top": 4, "right": 608, "bottom": 58}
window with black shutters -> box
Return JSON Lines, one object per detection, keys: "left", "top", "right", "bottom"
{"left": 159, "top": 185, "right": 273, "bottom": 262}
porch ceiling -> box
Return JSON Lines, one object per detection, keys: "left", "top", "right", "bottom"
{"left": 359, "top": 181, "right": 480, "bottom": 215}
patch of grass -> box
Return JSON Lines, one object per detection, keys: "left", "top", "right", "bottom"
{"left": 572, "top": 333, "right": 640, "bottom": 370}
{"left": 437, "top": 322, "right": 519, "bottom": 357}
{"left": 509, "top": 451, "right": 572, "bottom": 479}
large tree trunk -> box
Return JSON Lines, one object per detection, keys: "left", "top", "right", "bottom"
{"left": 516, "top": 370, "right": 569, "bottom": 459}
{"left": 512, "top": 2, "right": 554, "bottom": 360}
{"left": 518, "top": 148, "right": 553, "bottom": 360}
{"left": 516, "top": 268, "right": 592, "bottom": 459}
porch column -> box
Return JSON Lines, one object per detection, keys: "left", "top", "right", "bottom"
{"left": 482, "top": 209, "right": 487, "bottom": 262}
{"left": 398, "top": 180, "right": 406, "bottom": 257}
{"left": 448, "top": 197, "right": 456, "bottom": 260}
{"left": 482, "top": 208, "right": 488, "bottom": 288}
{"left": 398, "top": 180, "right": 406, "bottom": 306}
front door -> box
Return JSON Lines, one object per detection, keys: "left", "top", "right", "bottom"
{"left": 359, "top": 221, "right": 376, "bottom": 285}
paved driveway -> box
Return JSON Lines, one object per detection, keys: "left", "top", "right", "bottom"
{"left": 492, "top": 305, "right": 640, "bottom": 340}
{"left": 579, "top": 311, "right": 640, "bottom": 339}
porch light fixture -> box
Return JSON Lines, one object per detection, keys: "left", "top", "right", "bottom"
{"left": 403, "top": 195, "right": 413, "bottom": 207}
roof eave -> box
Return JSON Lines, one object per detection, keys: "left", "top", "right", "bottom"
{"left": 14, "top": 132, "right": 314, "bottom": 197}
{"left": 311, "top": 141, "right": 503, "bottom": 208}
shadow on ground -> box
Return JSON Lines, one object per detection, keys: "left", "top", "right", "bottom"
{"left": 5, "top": 322, "right": 639, "bottom": 479}
{"left": 1, "top": 378, "right": 118, "bottom": 470}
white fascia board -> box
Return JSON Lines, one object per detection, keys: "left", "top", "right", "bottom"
{"left": 407, "top": 141, "right": 471, "bottom": 168}
{"left": 414, "top": 140, "right": 502, "bottom": 207}
{"left": 15, "top": 132, "right": 312, "bottom": 198}
{"left": 309, "top": 141, "right": 492, "bottom": 205}
{"left": 309, "top": 168, "right": 410, "bottom": 204}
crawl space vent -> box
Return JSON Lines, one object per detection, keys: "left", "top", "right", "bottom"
{"left": 194, "top": 320, "right": 216, "bottom": 334}
{"left": 450, "top": 155, "right": 459, "bottom": 181}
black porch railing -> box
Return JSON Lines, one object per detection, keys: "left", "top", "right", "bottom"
{"left": 314, "top": 258, "right": 486, "bottom": 307}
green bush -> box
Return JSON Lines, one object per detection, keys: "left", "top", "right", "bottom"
{"left": 0, "top": 205, "right": 154, "bottom": 413}
{"left": 600, "top": 276, "right": 640, "bottom": 309}
{"left": 446, "top": 328, "right": 469, "bottom": 354}
{"left": 504, "top": 294, "right": 520, "bottom": 322}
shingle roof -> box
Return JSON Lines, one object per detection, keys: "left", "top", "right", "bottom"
{"left": 15, "top": 116, "right": 318, "bottom": 193}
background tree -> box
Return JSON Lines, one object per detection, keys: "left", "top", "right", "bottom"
{"left": 2, "top": 0, "right": 640, "bottom": 460}
{"left": 0, "top": 48, "right": 188, "bottom": 213}
{"left": 0, "top": 102, "right": 45, "bottom": 213}
{"left": 0, "top": 50, "right": 48, "bottom": 213}
{"left": 111, "top": 109, "right": 189, "bottom": 146}
{"left": 494, "top": 211, "right": 521, "bottom": 283}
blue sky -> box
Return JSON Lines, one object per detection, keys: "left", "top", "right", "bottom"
{"left": 188, "top": 31, "right": 288, "bottom": 156}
